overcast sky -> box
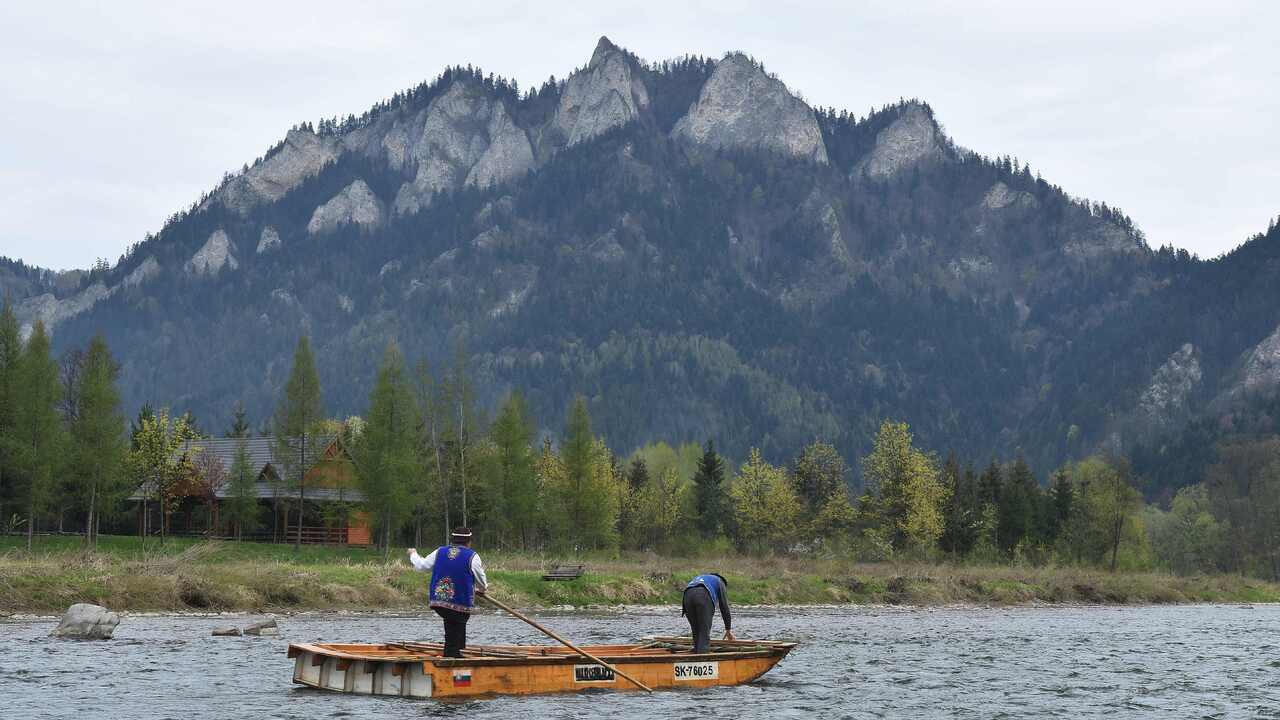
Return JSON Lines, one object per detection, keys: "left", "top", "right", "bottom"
{"left": 2, "top": 1, "right": 1276, "bottom": 270}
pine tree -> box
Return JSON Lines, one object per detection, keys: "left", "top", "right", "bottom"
{"left": 490, "top": 391, "right": 537, "bottom": 549}
{"left": 354, "top": 342, "right": 419, "bottom": 557}
{"left": 1048, "top": 469, "right": 1073, "bottom": 541}
{"left": 68, "top": 335, "right": 127, "bottom": 548}
{"left": 226, "top": 403, "right": 250, "bottom": 439}
{"left": 626, "top": 457, "right": 650, "bottom": 491}
{"left": 273, "top": 336, "right": 324, "bottom": 551}
{"left": 792, "top": 441, "right": 847, "bottom": 513}
{"left": 998, "top": 456, "right": 1037, "bottom": 553}
{"left": 13, "top": 322, "right": 63, "bottom": 550}
{"left": 413, "top": 359, "right": 449, "bottom": 545}
{"left": 692, "top": 440, "right": 727, "bottom": 538}
{"left": 224, "top": 432, "right": 258, "bottom": 540}
{"left": 444, "top": 348, "right": 477, "bottom": 528}
{"left": 561, "top": 396, "right": 595, "bottom": 547}
{"left": 553, "top": 397, "right": 618, "bottom": 550}
{"left": 0, "top": 300, "right": 21, "bottom": 528}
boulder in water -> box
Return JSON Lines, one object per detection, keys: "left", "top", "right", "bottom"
{"left": 212, "top": 626, "right": 242, "bottom": 637}
{"left": 50, "top": 603, "right": 119, "bottom": 639}
{"left": 244, "top": 618, "right": 278, "bottom": 636}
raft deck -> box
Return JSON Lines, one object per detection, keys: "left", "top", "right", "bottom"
{"left": 288, "top": 637, "right": 796, "bottom": 698}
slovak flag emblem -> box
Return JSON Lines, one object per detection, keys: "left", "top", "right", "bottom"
{"left": 452, "top": 670, "right": 472, "bottom": 687}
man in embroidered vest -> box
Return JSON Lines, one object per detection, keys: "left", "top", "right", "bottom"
{"left": 408, "top": 527, "right": 488, "bottom": 657}
{"left": 682, "top": 573, "right": 734, "bottom": 653}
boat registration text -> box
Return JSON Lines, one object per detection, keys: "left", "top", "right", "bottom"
{"left": 673, "top": 662, "right": 719, "bottom": 680}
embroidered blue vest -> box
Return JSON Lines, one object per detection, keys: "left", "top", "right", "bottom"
{"left": 429, "top": 544, "right": 477, "bottom": 612}
{"left": 686, "top": 574, "right": 723, "bottom": 609}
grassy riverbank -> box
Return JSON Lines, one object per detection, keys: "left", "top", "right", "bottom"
{"left": 2, "top": 535, "right": 1278, "bottom": 614}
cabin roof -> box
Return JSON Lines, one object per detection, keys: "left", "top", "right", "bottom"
{"left": 128, "top": 434, "right": 365, "bottom": 502}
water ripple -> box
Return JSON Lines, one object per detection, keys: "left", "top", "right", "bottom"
{"left": 2, "top": 605, "right": 1278, "bottom": 718}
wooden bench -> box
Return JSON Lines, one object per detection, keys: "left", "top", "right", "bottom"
{"left": 541, "top": 564, "right": 585, "bottom": 581}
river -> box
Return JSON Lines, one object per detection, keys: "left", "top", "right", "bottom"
{"left": 3, "top": 604, "right": 1278, "bottom": 718}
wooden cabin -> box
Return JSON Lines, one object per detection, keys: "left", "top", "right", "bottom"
{"left": 130, "top": 435, "right": 371, "bottom": 545}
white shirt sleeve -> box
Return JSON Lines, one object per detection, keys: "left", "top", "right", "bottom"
{"left": 471, "top": 553, "right": 488, "bottom": 592}
{"left": 409, "top": 548, "right": 437, "bottom": 572}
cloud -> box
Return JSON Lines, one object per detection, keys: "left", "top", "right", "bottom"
{"left": 1, "top": 0, "right": 1276, "bottom": 269}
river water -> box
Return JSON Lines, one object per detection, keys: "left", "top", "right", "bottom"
{"left": 3, "top": 604, "right": 1278, "bottom": 719}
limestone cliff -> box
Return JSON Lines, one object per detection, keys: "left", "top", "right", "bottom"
{"left": 671, "top": 53, "right": 827, "bottom": 164}
{"left": 392, "top": 83, "right": 534, "bottom": 215}
{"left": 185, "top": 230, "right": 238, "bottom": 276}
{"left": 1241, "top": 325, "right": 1280, "bottom": 394}
{"left": 1136, "top": 343, "right": 1202, "bottom": 431}
{"left": 858, "top": 103, "right": 945, "bottom": 179}
{"left": 212, "top": 129, "right": 341, "bottom": 213}
{"left": 550, "top": 37, "right": 650, "bottom": 148}
{"left": 257, "top": 226, "right": 281, "bottom": 254}
{"left": 308, "top": 179, "right": 384, "bottom": 235}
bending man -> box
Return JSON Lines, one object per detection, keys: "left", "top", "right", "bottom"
{"left": 408, "top": 527, "right": 488, "bottom": 657}
{"left": 682, "top": 573, "right": 734, "bottom": 653}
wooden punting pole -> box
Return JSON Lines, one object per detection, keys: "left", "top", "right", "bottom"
{"left": 478, "top": 593, "right": 654, "bottom": 693}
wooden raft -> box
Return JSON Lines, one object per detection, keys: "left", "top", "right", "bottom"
{"left": 287, "top": 636, "right": 796, "bottom": 698}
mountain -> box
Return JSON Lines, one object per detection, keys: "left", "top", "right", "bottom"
{"left": 4, "top": 37, "right": 1279, "bottom": 494}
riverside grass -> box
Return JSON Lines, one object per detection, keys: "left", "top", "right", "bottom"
{"left": 2, "top": 536, "right": 1278, "bottom": 614}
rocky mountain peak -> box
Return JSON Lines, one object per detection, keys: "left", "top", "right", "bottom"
{"left": 392, "top": 81, "right": 534, "bottom": 215}
{"left": 858, "top": 102, "right": 945, "bottom": 179}
{"left": 590, "top": 35, "right": 621, "bottom": 65}
{"left": 671, "top": 53, "right": 828, "bottom": 164}
{"left": 550, "top": 37, "right": 650, "bottom": 149}
{"left": 212, "top": 128, "right": 341, "bottom": 214}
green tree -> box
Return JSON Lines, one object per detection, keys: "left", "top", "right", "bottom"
{"left": 445, "top": 349, "right": 478, "bottom": 527}
{"left": 1047, "top": 468, "right": 1073, "bottom": 542}
{"left": 0, "top": 300, "right": 21, "bottom": 528}
{"left": 490, "top": 391, "right": 538, "bottom": 549}
{"left": 1206, "top": 439, "right": 1280, "bottom": 580}
{"left": 546, "top": 398, "right": 619, "bottom": 550}
{"left": 1060, "top": 456, "right": 1144, "bottom": 570}
{"left": 640, "top": 466, "right": 691, "bottom": 551}
{"left": 126, "top": 409, "right": 190, "bottom": 544}
{"left": 224, "top": 432, "right": 258, "bottom": 540}
{"left": 413, "top": 359, "right": 450, "bottom": 545}
{"left": 792, "top": 441, "right": 848, "bottom": 513}
{"left": 862, "top": 420, "right": 948, "bottom": 551}
{"left": 67, "top": 335, "right": 127, "bottom": 548}
{"left": 813, "top": 487, "right": 858, "bottom": 543}
{"left": 355, "top": 342, "right": 419, "bottom": 557}
{"left": 273, "top": 336, "right": 324, "bottom": 551}
{"left": 226, "top": 403, "right": 251, "bottom": 439}
{"left": 12, "top": 322, "right": 64, "bottom": 550}
{"left": 998, "top": 456, "right": 1037, "bottom": 553}
{"left": 940, "top": 458, "right": 980, "bottom": 556}
{"left": 1151, "top": 483, "right": 1224, "bottom": 575}
{"left": 692, "top": 440, "right": 728, "bottom": 538}
{"left": 729, "top": 448, "right": 802, "bottom": 551}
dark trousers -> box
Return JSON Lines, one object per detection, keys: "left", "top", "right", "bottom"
{"left": 682, "top": 586, "right": 714, "bottom": 653}
{"left": 433, "top": 606, "right": 470, "bottom": 657}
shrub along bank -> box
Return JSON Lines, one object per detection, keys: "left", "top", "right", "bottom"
{"left": 2, "top": 537, "right": 1278, "bottom": 614}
